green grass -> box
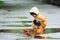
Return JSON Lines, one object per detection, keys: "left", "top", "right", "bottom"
{"left": 0, "top": 28, "right": 58, "bottom": 34}
{"left": 16, "top": 21, "right": 32, "bottom": 23}
{"left": 44, "top": 28, "right": 57, "bottom": 34}
{"left": 6, "top": 16, "right": 27, "bottom": 19}
{"left": 0, "top": 21, "right": 8, "bottom": 23}
{"left": 1, "top": 29, "right": 23, "bottom": 34}
{"left": 4, "top": 6, "right": 23, "bottom": 11}
{"left": 0, "top": 20, "right": 32, "bottom": 23}
{"left": 0, "top": 1, "right": 3, "bottom": 8}
{"left": 2, "top": 24, "right": 31, "bottom": 27}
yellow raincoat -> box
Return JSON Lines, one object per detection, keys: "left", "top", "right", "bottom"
{"left": 30, "top": 7, "right": 47, "bottom": 37}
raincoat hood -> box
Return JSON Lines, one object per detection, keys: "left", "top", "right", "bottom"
{"left": 30, "top": 7, "right": 40, "bottom": 15}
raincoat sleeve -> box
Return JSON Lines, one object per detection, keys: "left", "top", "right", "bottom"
{"left": 32, "top": 22, "right": 35, "bottom": 27}
{"left": 38, "top": 16, "right": 47, "bottom": 28}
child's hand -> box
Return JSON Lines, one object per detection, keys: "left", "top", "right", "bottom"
{"left": 33, "top": 26, "right": 38, "bottom": 33}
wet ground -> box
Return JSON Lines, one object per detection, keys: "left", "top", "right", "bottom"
{"left": 0, "top": 0, "right": 60, "bottom": 40}
{"left": 0, "top": 32, "right": 60, "bottom": 40}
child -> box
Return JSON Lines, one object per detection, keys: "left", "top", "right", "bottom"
{"left": 30, "top": 7, "right": 47, "bottom": 38}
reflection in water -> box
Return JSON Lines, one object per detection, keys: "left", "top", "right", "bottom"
{"left": 34, "top": 36, "right": 47, "bottom": 40}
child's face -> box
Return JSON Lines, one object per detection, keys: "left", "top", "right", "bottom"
{"left": 33, "top": 25, "right": 38, "bottom": 32}
{"left": 30, "top": 12, "right": 37, "bottom": 18}
{"left": 31, "top": 14, "right": 37, "bottom": 18}
{"left": 33, "top": 26, "right": 37, "bottom": 32}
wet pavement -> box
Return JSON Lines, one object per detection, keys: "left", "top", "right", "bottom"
{"left": 0, "top": 32, "right": 60, "bottom": 40}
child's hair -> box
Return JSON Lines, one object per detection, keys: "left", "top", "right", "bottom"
{"left": 30, "top": 12, "right": 37, "bottom": 15}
